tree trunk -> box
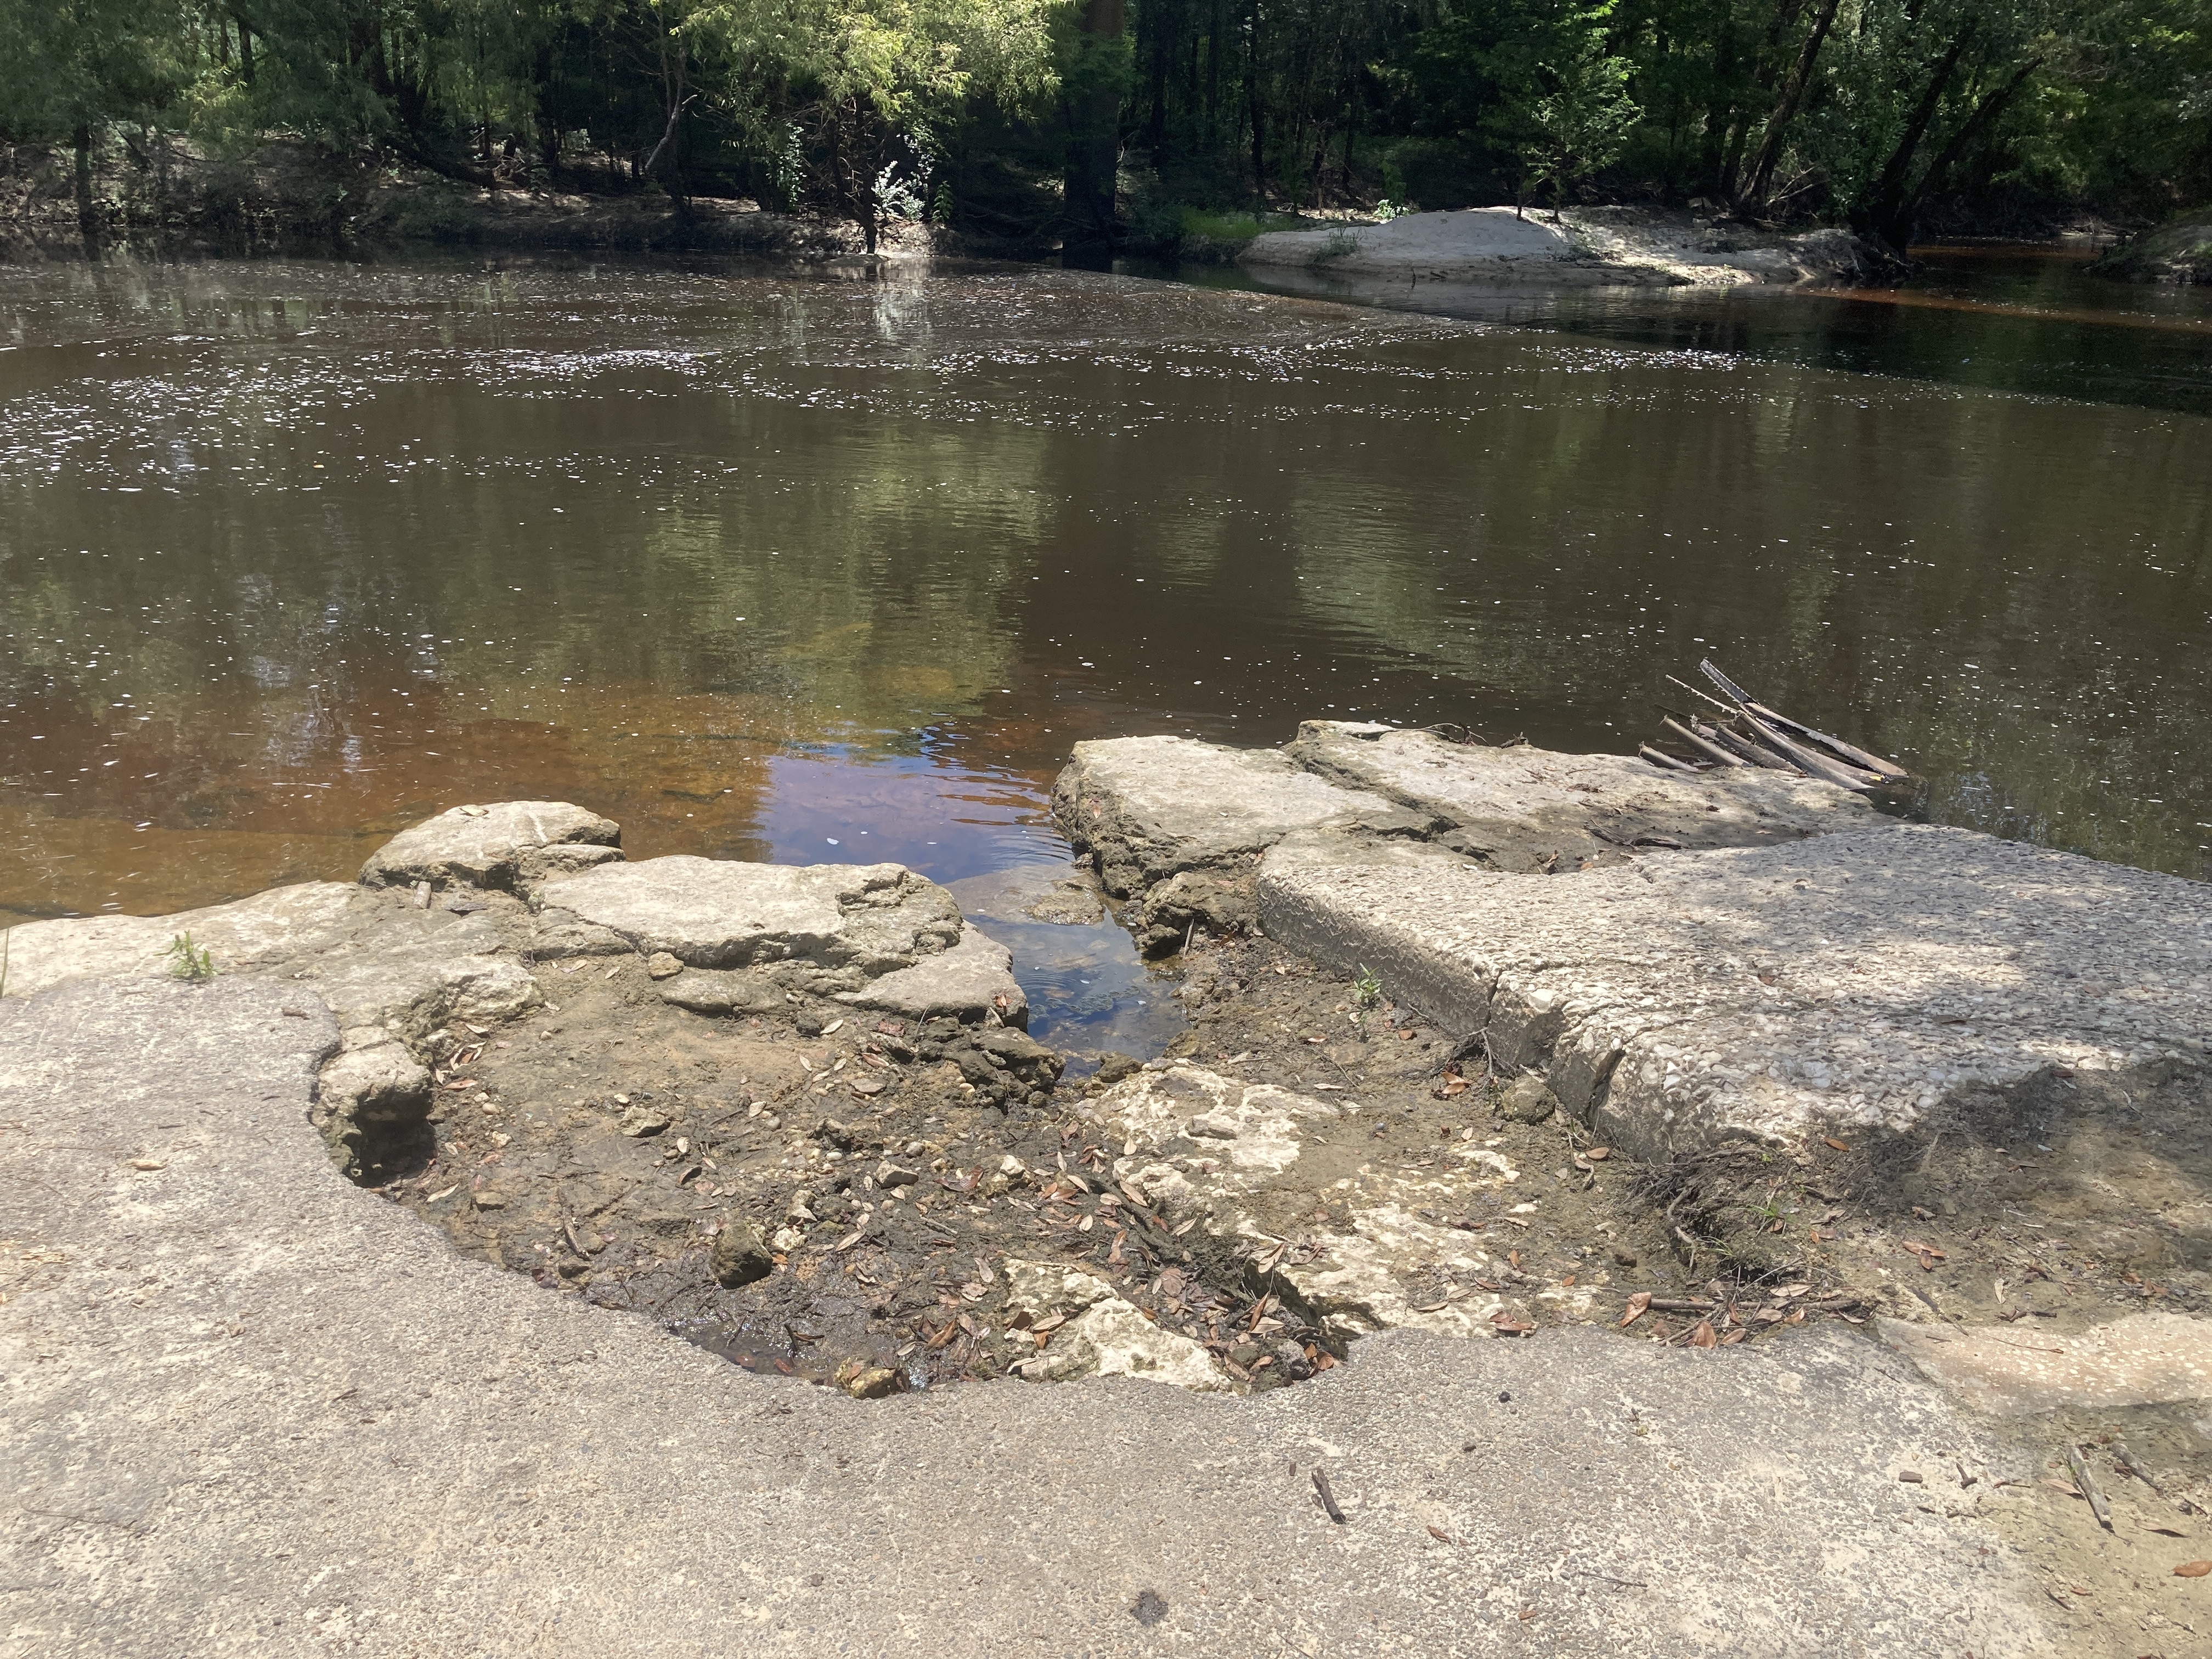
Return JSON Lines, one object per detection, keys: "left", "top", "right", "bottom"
{"left": 1063, "top": 0, "right": 1125, "bottom": 259}
{"left": 72, "top": 125, "right": 97, "bottom": 251}
{"left": 1855, "top": 26, "right": 1972, "bottom": 252}
{"left": 1893, "top": 55, "right": 2039, "bottom": 247}
{"left": 1735, "top": 0, "right": 1841, "bottom": 212}
{"left": 1146, "top": 13, "right": 1169, "bottom": 154}
{"left": 1699, "top": 3, "right": 1737, "bottom": 192}
{"left": 1245, "top": 0, "right": 1265, "bottom": 201}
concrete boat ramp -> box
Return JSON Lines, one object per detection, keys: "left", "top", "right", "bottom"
{"left": 5, "top": 723, "right": 2211, "bottom": 1655}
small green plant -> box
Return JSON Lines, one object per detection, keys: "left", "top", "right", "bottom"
{"left": 1353, "top": 964, "right": 1383, "bottom": 1006}
{"left": 166, "top": 933, "right": 215, "bottom": 982}
{"left": 1374, "top": 198, "right": 1414, "bottom": 222}
{"left": 1316, "top": 225, "right": 1359, "bottom": 261}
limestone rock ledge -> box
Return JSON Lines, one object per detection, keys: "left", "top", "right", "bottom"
{"left": 1096, "top": 1063, "right": 1573, "bottom": 1345}
{"left": 1259, "top": 824, "right": 2212, "bottom": 1157}
{"left": 1057, "top": 720, "right": 2212, "bottom": 1162}
{"left": 2, "top": 802, "right": 1029, "bottom": 1169}
{"left": 1052, "top": 720, "right": 1877, "bottom": 953}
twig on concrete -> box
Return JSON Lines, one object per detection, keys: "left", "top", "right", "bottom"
{"left": 2064, "top": 1444, "right": 2114, "bottom": 1531}
{"left": 1312, "top": 1468, "right": 1347, "bottom": 1524}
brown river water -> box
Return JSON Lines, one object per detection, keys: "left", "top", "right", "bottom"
{"left": 2, "top": 251, "right": 2207, "bottom": 1049}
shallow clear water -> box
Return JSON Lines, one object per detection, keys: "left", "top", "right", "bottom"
{"left": 1, "top": 249, "right": 2206, "bottom": 1047}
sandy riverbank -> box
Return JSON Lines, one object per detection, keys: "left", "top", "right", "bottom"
{"left": 1240, "top": 205, "right": 1887, "bottom": 289}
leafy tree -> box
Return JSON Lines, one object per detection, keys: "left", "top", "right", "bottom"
{"left": 1518, "top": 14, "right": 1639, "bottom": 210}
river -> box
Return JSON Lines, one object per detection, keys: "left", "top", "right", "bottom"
{"left": 1, "top": 247, "right": 2206, "bottom": 1050}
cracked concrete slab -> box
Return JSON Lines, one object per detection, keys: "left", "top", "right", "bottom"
{"left": 0, "top": 879, "right": 360, "bottom": 1001}
{"left": 0, "top": 974, "right": 2071, "bottom": 1657}
{"left": 1053, "top": 734, "right": 1404, "bottom": 898}
{"left": 1259, "top": 823, "right": 2212, "bottom": 1155}
{"left": 1287, "top": 720, "right": 1880, "bottom": 872}
{"left": 832, "top": 923, "right": 1029, "bottom": 1028}
{"left": 359, "top": 800, "right": 621, "bottom": 893}
{"left": 537, "top": 856, "right": 964, "bottom": 976}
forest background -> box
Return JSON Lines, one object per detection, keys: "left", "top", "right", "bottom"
{"left": 1, "top": 0, "right": 2206, "bottom": 257}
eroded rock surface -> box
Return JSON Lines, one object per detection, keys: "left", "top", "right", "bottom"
{"left": 1003, "top": 1258, "right": 1232, "bottom": 1391}
{"left": 1097, "top": 1064, "right": 1564, "bottom": 1341}
{"left": 538, "top": 856, "right": 964, "bottom": 978}
{"left": 359, "top": 799, "right": 621, "bottom": 892}
{"left": 1054, "top": 734, "right": 1401, "bottom": 897}
{"left": 1261, "top": 823, "right": 2212, "bottom": 1154}
{"left": 1288, "top": 720, "right": 1878, "bottom": 871}
{"left": 3, "top": 803, "right": 1027, "bottom": 1178}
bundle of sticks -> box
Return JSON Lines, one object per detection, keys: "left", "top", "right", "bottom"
{"left": 1639, "top": 661, "right": 1910, "bottom": 793}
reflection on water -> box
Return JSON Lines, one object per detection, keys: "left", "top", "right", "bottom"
{"left": 1, "top": 251, "right": 2207, "bottom": 1051}
{"left": 1203, "top": 242, "right": 2212, "bottom": 416}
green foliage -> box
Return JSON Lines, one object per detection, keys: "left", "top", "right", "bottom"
{"left": 2, "top": 0, "right": 2202, "bottom": 246}
{"left": 1519, "top": 17, "right": 1638, "bottom": 206}
{"left": 1353, "top": 964, "right": 1383, "bottom": 1007}
{"left": 166, "top": 932, "right": 215, "bottom": 982}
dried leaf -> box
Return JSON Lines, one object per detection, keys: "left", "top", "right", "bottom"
{"left": 1584, "top": 1147, "right": 1610, "bottom": 1161}
{"left": 1425, "top": 1526, "right": 1458, "bottom": 1545}
{"left": 1689, "top": 1319, "right": 1718, "bottom": 1348}
{"left": 2175, "top": 1560, "right": 2212, "bottom": 1578}
{"left": 1823, "top": 1137, "right": 1850, "bottom": 1152}
{"left": 1620, "top": 1291, "right": 1653, "bottom": 1328}
{"left": 128, "top": 1157, "right": 168, "bottom": 1171}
